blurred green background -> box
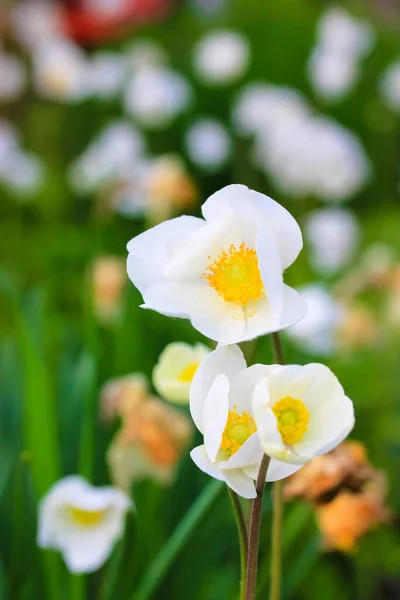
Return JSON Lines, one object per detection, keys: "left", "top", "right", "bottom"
{"left": 1, "top": 0, "right": 400, "bottom": 598}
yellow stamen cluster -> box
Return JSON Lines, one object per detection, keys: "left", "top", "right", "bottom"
{"left": 68, "top": 505, "right": 107, "bottom": 527}
{"left": 202, "top": 243, "right": 264, "bottom": 307}
{"left": 221, "top": 406, "right": 257, "bottom": 457}
{"left": 178, "top": 362, "right": 199, "bottom": 382}
{"left": 272, "top": 396, "right": 310, "bottom": 445}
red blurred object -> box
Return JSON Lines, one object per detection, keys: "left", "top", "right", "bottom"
{"left": 60, "top": 0, "right": 172, "bottom": 44}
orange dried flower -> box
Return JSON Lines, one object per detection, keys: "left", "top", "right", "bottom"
{"left": 91, "top": 257, "right": 126, "bottom": 324}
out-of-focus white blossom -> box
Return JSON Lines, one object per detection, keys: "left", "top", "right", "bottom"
{"left": 307, "top": 7, "right": 375, "bottom": 102}
{"left": 286, "top": 285, "right": 343, "bottom": 356}
{"left": 305, "top": 208, "right": 360, "bottom": 274}
{"left": 0, "top": 51, "right": 26, "bottom": 101}
{"left": 69, "top": 121, "right": 145, "bottom": 194}
{"left": 33, "top": 39, "right": 90, "bottom": 102}
{"left": 124, "top": 67, "right": 192, "bottom": 128}
{"left": 86, "top": 0, "right": 127, "bottom": 15}
{"left": 124, "top": 40, "right": 167, "bottom": 75}
{"left": 89, "top": 52, "right": 125, "bottom": 99}
{"left": 11, "top": 0, "right": 62, "bottom": 50}
{"left": 380, "top": 60, "right": 400, "bottom": 112}
{"left": 185, "top": 118, "right": 231, "bottom": 170}
{"left": 193, "top": 30, "right": 250, "bottom": 86}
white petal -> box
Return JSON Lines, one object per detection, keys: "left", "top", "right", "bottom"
{"left": 301, "top": 363, "right": 345, "bottom": 412}
{"left": 126, "top": 215, "right": 204, "bottom": 295}
{"left": 190, "top": 345, "right": 246, "bottom": 432}
{"left": 219, "top": 432, "right": 263, "bottom": 470}
{"left": 229, "top": 364, "right": 279, "bottom": 415}
{"left": 277, "top": 285, "right": 308, "bottom": 330}
{"left": 190, "top": 445, "right": 226, "bottom": 481}
{"left": 265, "top": 459, "right": 302, "bottom": 481}
{"left": 201, "top": 184, "right": 303, "bottom": 269}
{"left": 222, "top": 468, "right": 257, "bottom": 498}
{"left": 203, "top": 374, "right": 230, "bottom": 462}
{"left": 256, "top": 221, "right": 284, "bottom": 318}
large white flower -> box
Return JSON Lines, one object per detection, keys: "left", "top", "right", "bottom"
{"left": 127, "top": 184, "right": 306, "bottom": 344}
{"left": 37, "top": 476, "right": 132, "bottom": 573}
{"left": 153, "top": 342, "right": 211, "bottom": 404}
{"left": 190, "top": 346, "right": 301, "bottom": 498}
{"left": 253, "top": 363, "right": 354, "bottom": 465}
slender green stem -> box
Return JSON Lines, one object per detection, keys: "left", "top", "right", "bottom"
{"left": 227, "top": 487, "right": 248, "bottom": 600}
{"left": 269, "top": 480, "right": 283, "bottom": 600}
{"left": 131, "top": 480, "right": 222, "bottom": 600}
{"left": 269, "top": 331, "right": 285, "bottom": 600}
{"left": 245, "top": 454, "right": 271, "bottom": 600}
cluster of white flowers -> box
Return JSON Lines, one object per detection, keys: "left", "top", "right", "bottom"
{"left": 233, "top": 83, "right": 371, "bottom": 201}
{"left": 307, "top": 7, "right": 375, "bottom": 102}
{"left": 0, "top": 120, "right": 44, "bottom": 196}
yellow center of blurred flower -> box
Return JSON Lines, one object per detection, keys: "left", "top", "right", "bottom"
{"left": 68, "top": 506, "right": 107, "bottom": 527}
{"left": 202, "top": 243, "right": 264, "bottom": 307}
{"left": 221, "top": 406, "right": 257, "bottom": 457}
{"left": 272, "top": 396, "right": 310, "bottom": 445}
{"left": 178, "top": 362, "right": 199, "bottom": 382}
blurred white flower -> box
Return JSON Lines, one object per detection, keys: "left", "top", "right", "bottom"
{"left": 0, "top": 51, "right": 26, "bottom": 101}
{"left": 86, "top": 0, "right": 127, "bottom": 15}
{"left": 37, "top": 476, "right": 132, "bottom": 573}
{"left": 124, "top": 39, "right": 167, "bottom": 75}
{"left": 89, "top": 52, "right": 125, "bottom": 99}
{"left": 308, "top": 7, "right": 375, "bottom": 102}
{"left": 190, "top": 345, "right": 301, "bottom": 498}
{"left": 33, "top": 39, "right": 90, "bottom": 102}
{"left": 153, "top": 342, "right": 211, "bottom": 404}
{"left": 185, "top": 118, "right": 231, "bottom": 170}
{"left": 380, "top": 60, "right": 400, "bottom": 112}
{"left": 127, "top": 184, "right": 306, "bottom": 344}
{"left": 11, "top": 0, "right": 62, "bottom": 50}
{"left": 285, "top": 285, "right": 343, "bottom": 356}
{"left": 305, "top": 208, "right": 360, "bottom": 274}
{"left": 253, "top": 363, "right": 354, "bottom": 464}
{"left": 124, "top": 66, "right": 192, "bottom": 128}
{"left": 193, "top": 30, "right": 250, "bottom": 86}
{"left": 0, "top": 120, "right": 19, "bottom": 163}
{"left": 0, "top": 150, "right": 44, "bottom": 197}
{"left": 69, "top": 121, "right": 145, "bottom": 193}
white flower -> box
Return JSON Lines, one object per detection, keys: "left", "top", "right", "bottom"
{"left": 124, "top": 66, "right": 192, "bottom": 128}
{"left": 124, "top": 39, "right": 167, "bottom": 75}
{"left": 185, "top": 118, "right": 231, "bottom": 170}
{"left": 0, "top": 150, "right": 44, "bottom": 196}
{"left": 86, "top": 0, "right": 126, "bottom": 16}
{"left": 380, "top": 60, "right": 400, "bottom": 112}
{"left": 193, "top": 30, "right": 250, "bottom": 85}
{"left": 305, "top": 208, "right": 360, "bottom": 274}
{"left": 153, "top": 342, "right": 211, "bottom": 404}
{"left": 315, "top": 7, "right": 375, "bottom": 58}
{"left": 253, "top": 363, "right": 355, "bottom": 465}
{"left": 33, "top": 39, "right": 89, "bottom": 102}
{"left": 190, "top": 346, "right": 301, "bottom": 498}
{"left": 127, "top": 184, "right": 306, "bottom": 344}
{"left": 37, "top": 476, "right": 132, "bottom": 573}
{"left": 307, "top": 49, "right": 358, "bottom": 102}
{"left": 285, "top": 285, "right": 343, "bottom": 356}
{"left": 0, "top": 51, "right": 26, "bottom": 101}
{"left": 89, "top": 52, "right": 125, "bottom": 99}
{"left": 11, "top": 1, "right": 62, "bottom": 50}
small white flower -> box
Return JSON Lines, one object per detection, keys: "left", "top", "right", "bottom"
{"left": 380, "top": 60, "right": 400, "bottom": 112}
{"left": 316, "top": 7, "right": 375, "bottom": 58}
{"left": 253, "top": 363, "right": 354, "bottom": 465}
{"left": 307, "top": 49, "right": 358, "bottom": 102}
{"left": 89, "top": 52, "right": 125, "bottom": 100}
{"left": 124, "top": 39, "right": 167, "bottom": 75}
{"left": 153, "top": 342, "right": 211, "bottom": 404}
{"left": 0, "top": 150, "right": 44, "bottom": 196}
{"left": 305, "top": 207, "right": 360, "bottom": 274}
{"left": 0, "top": 52, "right": 26, "bottom": 101}
{"left": 127, "top": 184, "right": 306, "bottom": 344}
{"left": 185, "top": 118, "right": 231, "bottom": 170}
{"left": 190, "top": 346, "right": 301, "bottom": 498}
{"left": 37, "top": 476, "right": 132, "bottom": 573}
{"left": 33, "top": 39, "right": 89, "bottom": 102}
{"left": 193, "top": 30, "right": 250, "bottom": 86}
{"left": 285, "top": 285, "right": 343, "bottom": 356}
{"left": 11, "top": 1, "right": 62, "bottom": 50}
{"left": 124, "top": 66, "right": 192, "bottom": 128}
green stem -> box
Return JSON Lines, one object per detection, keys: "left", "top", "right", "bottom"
{"left": 245, "top": 454, "right": 271, "bottom": 600}
{"left": 269, "top": 332, "right": 285, "bottom": 600}
{"left": 227, "top": 487, "right": 248, "bottom": 600}
{"left": 131, "top": 480, "right": 222, "bottom": 600}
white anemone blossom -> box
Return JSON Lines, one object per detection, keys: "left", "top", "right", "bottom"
{"left": 253, "top": 363, "right": 354, "bottom": 465}
{"left": 193, "top": 30, "right": 250, "bottom": 85}
{"left": 127, "top": 184, "right": 307, "bottom": 344}
{"left": 153, "top": 342, "right": 211, "bottom": 404}
{"left": 185, "top": 118, "right": 231, "bottom": 170}
{"left": 190, "top": 346, "right": 301, "bottom": 498}
{"left": 37, "top": 476, "right": 132, "bottom": 573}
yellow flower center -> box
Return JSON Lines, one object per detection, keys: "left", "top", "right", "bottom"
{"left": 272, "top": 396, "right": 310, "bottom": 445}
{"left": 68, "top": 505, "right": 107, "bottom": 527}
{"left": 202, "top": 243, "right": 264, "bottom": 307}
{"left": 221, "top": 406, "right": 257, "bottom": 457}
{"left": 178, "top": 362, "right": 199, "bottom": 382}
